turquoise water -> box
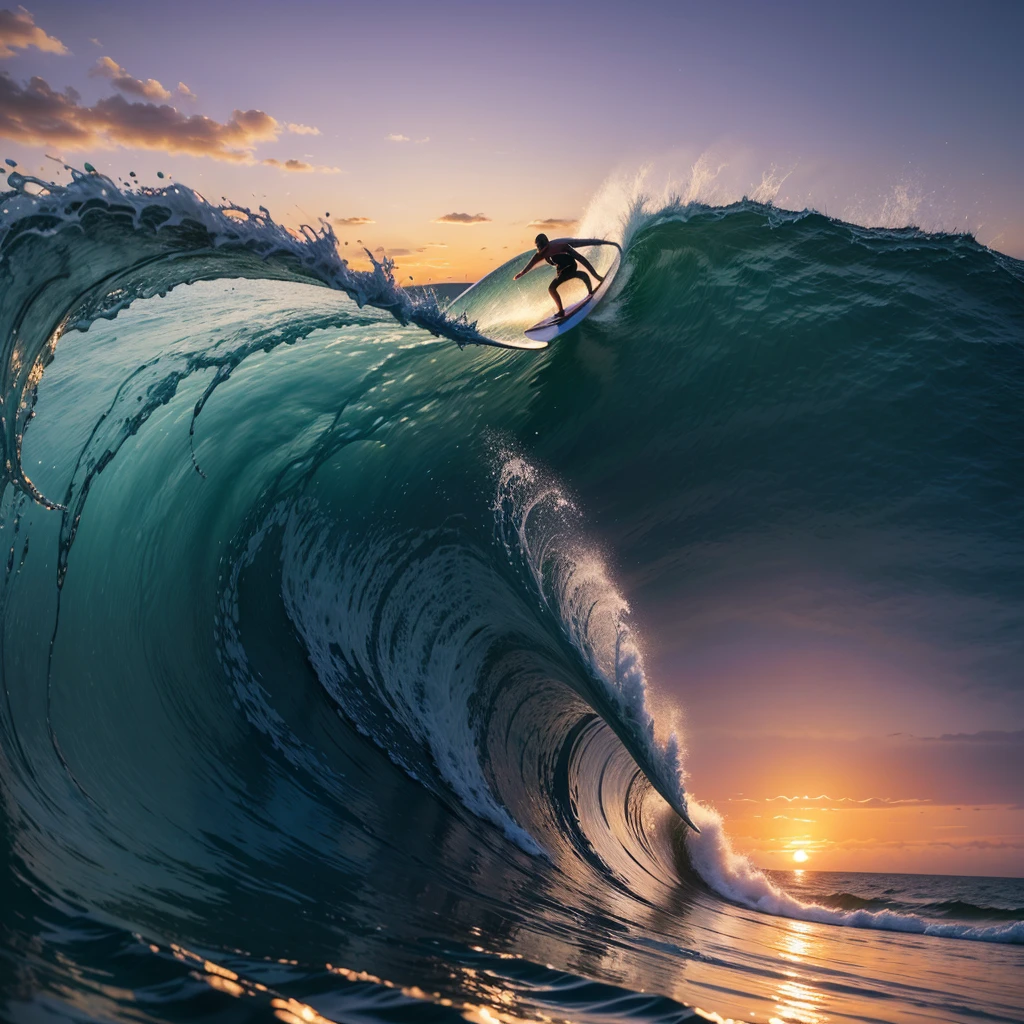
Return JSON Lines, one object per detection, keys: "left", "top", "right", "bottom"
{"left": 1, "top": 171, "right": 1023, "bottom": 1024}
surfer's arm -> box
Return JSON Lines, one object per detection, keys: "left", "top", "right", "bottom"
{"left": 569, "top": 248, "right": 601, "bottom": 279}
{"left": 514, "top": 253, "right": 544, "bottom": 279}
{"left": 567, "top": 237, "right": 622, "bottom": 251}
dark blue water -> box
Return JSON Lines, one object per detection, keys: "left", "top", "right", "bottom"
{"left": 1, "top": 170, "right": 1023, "bottom": 1024}
{"left": 778, "top": 872, "right": 1024, "bottom": 922}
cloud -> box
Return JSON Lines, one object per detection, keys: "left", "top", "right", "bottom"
{"left": 287, "top": 122, "right": 320, "bottom": 136}
{"left": 747, "top": 834, "right": 1024, "bottom": 859}
{"left": 377, "top": 247, "right": 427, "bottom": 257}
{"left": 754, "top": 794, "right": 933, "bottom": 808}
{"left": 433, "top": 212, "right": 490, "bottom": 225}
{"left": 333, "top": 216, "right": 374, "bottom": 225}
{"left": 262, "top": 157, "right": 339, "bottom": 174}
{"left": 177, "top": 82, "right": 196, "bottom": 101}
{"left": 0, "top": 8, "right": 67, "bottom": 58}
{"left": 811, "top": 835, "right": 1024, "bottom": 853}
{"left": 91, "top": 56, "right": 172, "bottom": 102}
{"left": 528, "top": 217, "right": 578, "bottom": 229}
{"left": 386, "top": 133, "right": 409, "bottom": 143}
{"left": 924, "top": 730, "right": 1024, "bottom": 744}
{"left": 0, "top": 72, "right": 285, "bottom": 162}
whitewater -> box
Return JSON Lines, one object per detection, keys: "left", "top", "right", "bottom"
{"left": 1, "top": 165, "right": 1023, "bottom": 1024}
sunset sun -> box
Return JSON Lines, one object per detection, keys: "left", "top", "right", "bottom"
{"left": 792, "top": 850, "right": 809, "bottom": 864}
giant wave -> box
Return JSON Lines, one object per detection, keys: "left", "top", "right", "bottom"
{"left": 1, "top": 165, "right": 1023, "bottom": 1024}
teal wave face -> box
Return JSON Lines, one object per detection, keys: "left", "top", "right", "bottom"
{"left": 2, "top": 172, "right": 1024, "bottom": 1024}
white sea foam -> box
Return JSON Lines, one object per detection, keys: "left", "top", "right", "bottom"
{"left": 686, "top": 801, "right": 1024, "bottom": 943}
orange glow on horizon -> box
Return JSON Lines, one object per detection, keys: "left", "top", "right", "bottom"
{"left": 704, "top": 796, "right": 1024, "bottom": 876}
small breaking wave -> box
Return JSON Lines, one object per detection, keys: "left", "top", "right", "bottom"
{"left": 685, "top": 803, "right": 1024, "bottom": 943}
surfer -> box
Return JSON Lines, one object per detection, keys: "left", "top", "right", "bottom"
{"left": 514, "top": 234, "right": 620, "bottom": 318}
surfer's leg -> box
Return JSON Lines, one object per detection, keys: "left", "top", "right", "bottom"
{"left": 548, "top": 278, "right": 565, "bottom": 316}
{"left": 573, "top": 270, "right": 594, "bottom": 295}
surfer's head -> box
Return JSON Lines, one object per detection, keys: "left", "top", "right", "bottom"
{"left": 534, "top": 233, "right": 548, "bottom": 250}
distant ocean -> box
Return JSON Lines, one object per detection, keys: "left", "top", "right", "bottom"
{"left": 1, "top": 168, "right": 1022, "bottom": 1023}
{"left": 777, "top": 871, "right": 1024, "bottom": 924}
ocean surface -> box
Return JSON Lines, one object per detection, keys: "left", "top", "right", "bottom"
{"left": 1, "top": 169, "right": 1023, "bottom": 1024}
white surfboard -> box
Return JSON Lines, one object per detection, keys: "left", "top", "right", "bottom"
{"left": 524, "top": 250, "right": 621, "bottom": 343}
{"left": 472, "top": 334, "right": 549, "bottom": 351}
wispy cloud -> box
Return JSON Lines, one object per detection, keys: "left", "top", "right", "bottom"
{"left": 177, "top": 82, "right": 196, "bottom": 101}
{"left": 766, "top": 794, "right": 932, "bottom": 808}
{"left": 0, "top": 8, "right": 67, "bottom": 58}
{"left": 262, "top": 157, "right": 339, "bottom": 174}
{"left": 528, "top": 217, "right": 578, "bottom": 229}
{"left": 385, "top": 132, "right": 428, "bottom": 144}
{"left": 90, "top": 56, "right": 173, "bottom": 101}
{"left": 731, "top": 794, "right": 933, "bottom": 809}
{"left": 375, "top": 246, "right": 426, "bottom": 257}
{"left": 287, "top": 123, "right": 320, "bottom": 136}
{"left": 924, "top": 730, "right": 1024, "bottom": 744}
{"left": 434, "top": 212, "right": 490, "bottom": 225}
{"left": 333, "top": 216, "right": 374, "bottom": 226}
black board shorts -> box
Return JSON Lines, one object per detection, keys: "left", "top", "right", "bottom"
{"left": 552, "top": 259, "right": 578, "bottom": 284}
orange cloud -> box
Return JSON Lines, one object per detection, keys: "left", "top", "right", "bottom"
{"left": 761, "top": 794, "right": 931, "bottom": 808}
{"left": 287, "top": 123, "right": 320, "bottom": 136}
{"left": 333, "top": 216, "right": 374, "bottom": 225}
{"left": 375, "top": 246, "right": 427, "bottom": 257}
{"left": 434, "top": 212, "right": 490, "bottom": 225}
{"left": 91, "top": 56, "right": 173, "bottom": 101}
{"left": 0, "top": 8, "right": 67, "bottom": 58}
{"left": 262, "top": 157, "right": 339, "bottom": 174}
{"left": 528, "top": 217, "right": 578, "bottom": 229}
{"left": 0, "top": 72, "right": 292, "bottom": 164}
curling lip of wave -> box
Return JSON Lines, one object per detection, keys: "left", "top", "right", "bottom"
{"left": 0, "top": 165, "right": 495, "bottom": 510}
{"left": 493, "top": 455, "right": 700, "bottom": 835}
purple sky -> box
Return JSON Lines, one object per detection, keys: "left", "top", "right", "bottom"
{"left": 2, "top": 0, "right": 1023, "bottom": 280}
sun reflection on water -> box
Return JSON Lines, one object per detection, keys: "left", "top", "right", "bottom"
{"left": 765, "top": 921, "right": 830, "bottom": 1023}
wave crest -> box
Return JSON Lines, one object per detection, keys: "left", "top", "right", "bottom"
{"left": 0, "top": 166, "right": 489, "bottom": 507}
